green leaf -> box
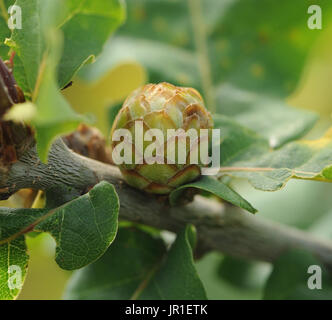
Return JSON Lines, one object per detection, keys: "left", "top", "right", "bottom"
{"left": 8, "top": 0, "right": 44, "bottom": 92}
{"left": 64, "top": 227, "right": 166, "bottom": 300}
{"left": 138, "top": 225, "right": 206, "bottom": 300}
{"left": 6, "top": 0, "right": 125, "bottom": 161}
{"left": 0, "top": 181, "right": 120, "bottom": 271}
{"left": 322, "top": 165, "right": 332, "bottom": 179}
{"left": 228, "top": 128, "right": 332, "bottom": 191}
{"left": 214, "top": 114, "right": 269, "bottom": 166}
{"left": 64, "top": 225, "right": 207, "bottom": 300}
{"left": 215, "top": 84, "right": 318, "bottom": 148}
{"left": 0, "top": 238, "right": 28, "bottom": 300}
{"left": 33, "top": 28, "right": 85, "bottom": 161}
{"left": 57, "top": 0, "right": 125, "bottom": 89}
{"left": 0, "top": 208, "right": 43, "bottom": 300}
{"left": 214, "top": 114, "right": 332, "bottom": 191}
{"left": 38, "top": 181, "right": 120, "bottom": 270}
{"left": 263, "top": 249, "right": 332, "bottom": 300}
{"left": 9, "top": 0, "right": 125, "bottom": 92}
{"left": 170, "top": 176, "right": 257, "bottom": 214}
{"left": 0, "top": 1, "right": 27, "bottom": 95}
{"left": 6, "top": 0, "right": 80, "bottom": 161}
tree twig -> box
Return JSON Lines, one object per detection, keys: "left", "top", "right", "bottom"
{"left": 1, "top": 138, "right": 332, "bottom": 267}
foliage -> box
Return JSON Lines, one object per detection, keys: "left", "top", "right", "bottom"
{"left": 0, "top": 0, "right": 332, "bottom": 300}
{"left": 65, "top": 225, "right": 207, "bottom": 300}
{"left": 0, "top": 182, "right": 119, "bottom": 299}
{"left": 170, "top": 176, "right": 257, "bottom": 213}
{"left": 3, "top": 0, "right": 125, "bottom": 161}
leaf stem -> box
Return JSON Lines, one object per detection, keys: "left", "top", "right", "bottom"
{"left": 0, "top": 208, "right": 56, "bottom": 246}
{"left": 130, "top": 259, "right": 163, "bottom": 300}
{"left": 188, "top": 0, "right": 216, "bottom": 113}
{"left": 32, "top": 53, "right": 47, "bottom": 101}
{"left": 219, "top": 166, "right": 332, "bottom": 182}
{"left": 219, "top": 166, "right": 275, "bottom": 173}
{"left": 219, "top": 166, "right": 320, "bottom": 175}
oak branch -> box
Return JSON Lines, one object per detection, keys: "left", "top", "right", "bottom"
{"left": 1, "top": 138, "right": 332, "bottom": 268}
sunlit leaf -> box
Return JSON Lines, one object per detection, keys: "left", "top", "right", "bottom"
{"left": 215, "top": 114, "right": 332, "bottom": 191}
{"left": 3, "top": 101, "right": 36, "bottom": 122}
{"left": 5, "top": 0, "right": 125, "bottom": 160}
